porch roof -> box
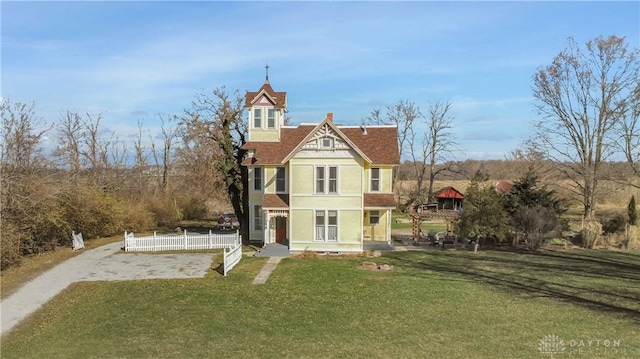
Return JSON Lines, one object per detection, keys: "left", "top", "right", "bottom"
{"left": 363, "top": 193, "right": 396, "bottom": 208}
{"left": 263, "top": 194, "right": 289, "bottom": 209}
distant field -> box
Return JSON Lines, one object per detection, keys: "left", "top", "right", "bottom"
{"left": 2, "top": 248, "right": 639, "bottom": 358}
{"left": 398, "top": 179, "right": 640, "bottom": 215}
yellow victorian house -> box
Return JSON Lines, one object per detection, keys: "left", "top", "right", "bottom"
{"left": 242, "top": 77, "right": 399, "bottom": 253}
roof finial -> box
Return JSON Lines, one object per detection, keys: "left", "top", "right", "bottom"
{"left": 265, "top": 63, "right": 270, "bottom": 83}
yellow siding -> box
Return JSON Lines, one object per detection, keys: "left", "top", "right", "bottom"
{"left": 250, "top": 130, "right": 280, "bottom": 142}
{"left": 290, "top": 209, "right": 313, "bottom": 242}
{"left": 363, "top": 210, "right": 389, "bottom": 241}
{"left": 364, "top": 165, "right": 394, "bottom": 192}
{"left": 340, "top": 164, "right": 362, "bottom": 195}
{"left": 381, "top": 166, "right": 393, "bottom": 192}
{"left": 290, "top": 242, "right": 362, "bottom": 253}
{"left": 261, "top": 164, "right": 288, "bottom": 194}
{"left": 339, "top": 210, "right": 362, "bottom": 243}
{"left": 290, "top": 164, "right": 314, "bottom": 194}
{"left": 289, "top": 157, "right": 363, "bottom": 196}
{"left": 290, "top": 196, "right": 361, "bottom": 209}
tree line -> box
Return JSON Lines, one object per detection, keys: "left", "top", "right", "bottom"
{"left": 1, "top": 35, "right": 638, "bottom": 269}
{"left": 0, "top": 92, "right": 243, "bottom": 270}
{"left": 368, "top": 35, "right": 639, "bottom": 220}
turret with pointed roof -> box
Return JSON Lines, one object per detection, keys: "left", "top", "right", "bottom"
{"left": 245, "top": 69, "right": 288, "bottom": 142}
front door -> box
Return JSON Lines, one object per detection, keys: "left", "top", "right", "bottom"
{"left": 275, "top": 217, "right": 287, "bottom": 243}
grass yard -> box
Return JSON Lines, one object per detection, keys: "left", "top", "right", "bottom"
{"left": 2, "top": 248, "right": 639, "bottom": 358}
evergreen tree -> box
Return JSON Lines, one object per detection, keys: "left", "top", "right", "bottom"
{"left": 629, "top": 195, "right": 638, "bottom": 226}
{"left": 456, "top": 171, "right": 510, "bottom": 250}
{"left": 502, "top": 168, "right": 567, "bottom": 249}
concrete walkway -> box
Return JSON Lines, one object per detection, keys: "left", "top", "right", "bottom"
{"left": 1, "top": 242, "right": 215, "bottom": 335}
{"left": 252, "top": 257, "right": 282, "bottom": 285}
{"left": 253, "top": 243, "right": 290, "bottom": 258}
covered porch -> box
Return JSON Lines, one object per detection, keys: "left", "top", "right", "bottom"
{"left": 363, "top": 193, "right": 396, "bottom": 244}
{"left": 262, "top": 194, "right": 289, "bottom": 246}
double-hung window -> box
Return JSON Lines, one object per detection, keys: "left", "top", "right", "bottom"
{"left": 315, "top": 210, "right": 338, "bottom": 241}
{"left": 254, "top": 108, "right": 262, "bottom": 128}
{"left": 276, "top": 167, "right": 286, "bottom": 193}
{"left": 370, "top": 167, "right": 380, "bottom": 192}
{"left": 267, "top": 109, "right": 275, "bottom": 128}
{"left": 253, "top": 167, "right": 262, "bottom": 191}
{"left": 254, "top": 205, "right": 262, "bottom": 230}
{"left": 316, "top": 166, "right": 338, "bottom": 194}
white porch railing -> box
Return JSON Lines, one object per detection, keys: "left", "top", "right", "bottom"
{"left": 124, "top": 230, "right": 240, "bottom": 252}
{"left": 223, "top": 243, "right": 242, "bottom": 276}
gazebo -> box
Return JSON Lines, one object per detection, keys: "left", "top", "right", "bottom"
{"left": 434, "top": 186, "right": 464, "bottom": 211}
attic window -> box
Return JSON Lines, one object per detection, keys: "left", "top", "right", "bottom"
{"left": 321, "top": 137, "right": 334, "bottom": 149}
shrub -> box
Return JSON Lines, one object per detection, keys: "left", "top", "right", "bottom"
{"left": 580, "top": 219, "right": 602, "bottom": 249}
{"left": 601, "top": 214, "right": 626, "bottom": 234}
{"left": 1, "top": 221, "right": 23, "bottom": 270}
{"left": 548, "top": 238, "right": 564, "bottom": 246}
{"left": 121, "top": 201, "right": 155, "bottom": 233}
{"left": 146, "top": 195, "right": 182, "bottom": 227}
{"left": 58, "top": 187, "right": 127, "bottom": 239}
{"left": 180, "top": 198, "right": 208, "bottom": 220}
{"left": 1, "top": 198, "right": 70, "bottom": 270}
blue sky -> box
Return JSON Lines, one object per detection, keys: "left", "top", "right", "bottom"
{"left": 2, "top": 1, "right": 639, "bottom": 160}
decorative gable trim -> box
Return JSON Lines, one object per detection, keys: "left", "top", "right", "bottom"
{"left": 280, "top": 115, "right": 372, "bottom": 164}
{"left": 250, "top": 90, "right": 277, "bottom": 106}
{"left": 301, "top": 123, "right": 349, "bottom": 151}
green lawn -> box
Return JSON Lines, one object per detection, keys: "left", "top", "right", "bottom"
{"left": 2, "top": 249, "right": 639, "bottom": 358}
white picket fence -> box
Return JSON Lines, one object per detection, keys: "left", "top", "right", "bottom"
{"left": 124, "top": 230, "right": 240, "bottom": 252}
{"left": 223, "top": 243, "right": 242, "bottom": 276}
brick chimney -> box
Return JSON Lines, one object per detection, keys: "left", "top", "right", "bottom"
{"left": 326, "top": 112, "right": 333, "bottom": 122}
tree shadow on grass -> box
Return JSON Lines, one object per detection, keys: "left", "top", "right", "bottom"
{"left": 385, "top": 248, "right": 640, "bottom": 323}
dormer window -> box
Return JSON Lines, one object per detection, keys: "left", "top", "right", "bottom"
{"left": 267, "top": 109, "right": 275, "bottom": 128}
{"left": 254, "top": 108, "right": 262, "bottom": 128}
{"left": 321, "top": 137, "right": 334, "bottom": 149}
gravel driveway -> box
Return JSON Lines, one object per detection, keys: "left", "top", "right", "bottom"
{"left": 1, "top": 242, "right": 216, "bottom": 335}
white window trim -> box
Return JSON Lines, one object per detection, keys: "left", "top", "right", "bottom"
{"left": 253, "top": 108, "right": 263, "bottom": 128}
{"left": 254, "top": 205, "right": 263, "bottom": 231}
{"left": 370, "top": 167, "right": 381, "bottom": 192}
{"left": 276, "top": 166, "right": 286, "bottom": 193}
{"left": 253, "top": 167, "right": 262, "bottom": 191}
{"left": 314, "top": 165, "right": 339, "bottom": 194}
{"left": 267, "top": 108, "right": 275, "bottom": 128}
{"left": 315, "top": 210, "right": 338, "bottom": 242}
{"left": 318, "top": 136, "right": 335, "bottom": 150}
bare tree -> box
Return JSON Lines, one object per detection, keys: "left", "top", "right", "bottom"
{"left": 424, "top": 100, "right": 458, "bottom": 201}
{"left": 175, "top": 117, "right": 224, "bottom": 199}
{"left": 1, "top": 99, "right": 65, "bottom": 267}
{"left": 530, "top": 35, "right": 640, "bottom": 219}
{"left": 0, "top": 99, "right": 52, "bottom": 214}
{"left": 54, "top": 111, "right": 83, "bottom": 176}
{"left": 180, "top": 87, "right": 248, "bottom": 243}
{"left": 154, "top": 114, "right": 176, "bottom": 194}
{"left": 620, "top": 83, "right": 640, "bottom": 179}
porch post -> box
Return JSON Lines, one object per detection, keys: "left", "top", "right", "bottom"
{"left": 263, "top": 209, "right": 269, "bottom": 245}
{"left": 387, "top": 209, "right": 392, "bottom": 244}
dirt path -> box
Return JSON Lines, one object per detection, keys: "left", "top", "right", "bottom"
{"left": 0, "top": 242, "right": 215, "bottom": 335}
